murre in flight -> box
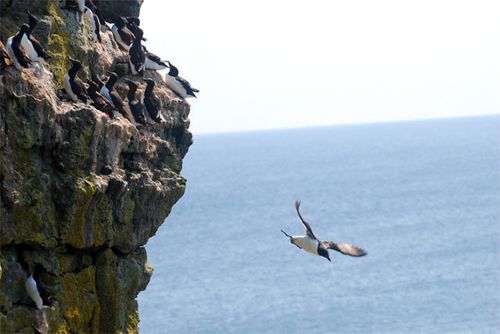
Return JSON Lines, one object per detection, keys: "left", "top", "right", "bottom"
{"left": 281, "top": 201, "right": 367, "bottom": 262}
{"left": 63, "top": 58, "right": 88, "bottom": 103}
{"left": 111, "top": 16, "right": 135, "bottom": 51}
{"left": 22, "top": 11, "right": 50, "bottom": 62}
{"left": 128, "top": 24, "right": 145, "bottom": 75}
{"left": 164, "top": 61, "right": 199, "bottom": 99}
{"left": 6, "top": 24, "right": 32, "bottom": 70}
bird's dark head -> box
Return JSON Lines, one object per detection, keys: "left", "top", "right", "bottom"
{"left": 167, "top": 61, "right": 179, "bottom": 76}
{"left": 125, "top": 79, "right": 137, "bottom": 89}
{"left": 133, "top": 25, "right": 144, "bottom": 40}
{"left": 26, "top": 10, "right": 38, "bottom": 25}
{"left": 318, "top": 247, "right": 331, "bottom": 262}
{"left": 106, "top": 71, "right": 118, "bottom": 84}
{"left": 126, "top": 16, "right": 140, "bottom": 26}
{"left": 69, "top": 58, "right": 82, "bottom": 69}
{"left": 20, "top": 24, "right": 30, "bottom": 33}
{"left": 144, "top": 78, "right": 155, "bottom": 88}
{"left": 116, "top": 16, "right": 127, "bottom": 28}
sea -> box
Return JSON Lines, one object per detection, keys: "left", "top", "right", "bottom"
{"left": 138, "top": 115, "right": 500, "bottom": 334}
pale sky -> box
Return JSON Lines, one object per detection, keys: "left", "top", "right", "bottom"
{"left": 140, "top": 0, "right": 500, "bottom": 134}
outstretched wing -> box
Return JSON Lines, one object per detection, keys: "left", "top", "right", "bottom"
{"left": 321, "top": 241, "right": 367, "bottom": 257}
{"left": 295, "top": 200, "right": 317, "bottom": 240}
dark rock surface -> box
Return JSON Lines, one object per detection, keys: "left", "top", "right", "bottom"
{"left": 0, "top": 1, "right": 192, "bottom": 333}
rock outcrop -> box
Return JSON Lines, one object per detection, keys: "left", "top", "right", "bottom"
{"left": 0, "top": 1, "right": 192, "bottom": 333}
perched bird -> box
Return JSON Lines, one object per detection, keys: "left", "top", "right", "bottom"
{"left": 25, "top": 273, "right": 44, "bottom": 310}
{"left": 111, "top": 16, "right": 135, "bottom": 50}
{"left": 85, "top": 0, "right": 104, "bottom": 25}
{"left": 109, "top": 84, "right": 136, "bottom": 124}
{"left": 0, "top": 40, "right": 10, "bottom": 69}
{"left": 63, "top": 58, "right": 88, "bottom": 103}
{"left": 6, "top": 24, "right": 32, "bottom": 70}
{"left": 143, "top": 79, "right": 162, "bottom": 123}
{"left": 100, "top": 71, "right": 118, "bottom": 105}
{"left": 124, "top": 16, "right": 146, "bottom": 41}
{"left": 281, "top": 201, "right": 367, "bottom": 262}
{"left": 63, "top": 0, "right": 85, "bottom": 24}
{"left": 124, "top": 16, "right": 140, "bottom": 28}
{"left": 83, "top": 5, "right": 101, "bottom": 43}
{"left": 143, "top": 46, "right": 168, "bottom": 71}
{"left": 164, "top": 61, "right": 199, "bottom": 99}
{"left": 125, "top": 80, "right": 147, "bottom": 125}
{"left": 128, "top": 25, "right": 145, "bottom": 75}
{"left": 23, "top": 11, "right": 51, "bottom": 61}
{"left": 87, "top": 80, "right": 113, "bottom": 117}
{"left": 90, "top": 69, "right": 104, "bottom": 89}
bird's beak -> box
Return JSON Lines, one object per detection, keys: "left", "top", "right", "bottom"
{"left": 281, "top": 230, "right": 292, "bottom": 238}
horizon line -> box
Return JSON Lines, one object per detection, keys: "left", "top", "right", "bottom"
{"left": 192, "top": 113, "right": 500, "bottom": 136}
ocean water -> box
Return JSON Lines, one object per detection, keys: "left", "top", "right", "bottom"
{"left": 138, "top": 116, "right": 500, "bottom": 334}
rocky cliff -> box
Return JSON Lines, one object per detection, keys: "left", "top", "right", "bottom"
{"left": 0, "top": 1, "right": 192, "bottom": 333}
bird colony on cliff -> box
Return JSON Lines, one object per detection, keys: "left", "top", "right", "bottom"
{"left": 0, "top": 0, "right": 198, "bottom": 328}
{"left": 1, "top": 0, "right": 199, "bottom": 128}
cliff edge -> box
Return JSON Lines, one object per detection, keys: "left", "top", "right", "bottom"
{"left": 0, "top": 1, "right": 192, "bottom": 333}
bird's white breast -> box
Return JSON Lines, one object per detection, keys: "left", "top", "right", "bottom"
{"left": 145, "top": 57, "right": 167, "bottom": 70}
{"left": 6, "top": 37, "right": 22, "bottom": 70}
{"left": 111, "top": 25, "right": 131, "bottom": 51}
{"left": 84, "top": 8, "right": 97, "bottom": 41}
{"left": 25, "top": 275, "right": 43, "bottom": 310}
{"left": 100, "top": 86, "right": 112, "bottom": 105}
{"left": 21, "top": 34, "right": 38, "bottom": 61}
{"left": 63, "top": 74, "right": 78, "bottom": 102}
{"left": 164, "top": 74, "right": 186, "bottom": 98}
{"left": 293, "top": 236, "right": 318, "bottom": 255}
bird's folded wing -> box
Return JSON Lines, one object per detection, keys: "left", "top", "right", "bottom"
{"left": 295, "top": 200, "right": 317, "bottom": 240}
{"left": 321, "top": 241, "right": 367, "bottom": 257}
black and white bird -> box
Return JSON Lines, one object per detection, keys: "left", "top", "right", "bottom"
{"left": 23, "top": 11, "right": 50, "bottom": 62}
{"left": 109, "top": 83, "right": 136, "bottom": 124}
{"left": 143, "top": 78, "right": 162, "bottom": 123}
{"left": 143, "top": 46, "right": 168, "bottom": 71}
{"left": 125, "top": 80, "right": 147, "bottom": 125}
{"left": 87, "top": 80, "right": 113, "bottom": 118}
{"left": 111, "top": 16, "right": 135, "bottom": 51}
{"left": 164, "top": 61, "right": 199, "bottom": 99}
{"left": 128, "top": 25, "right": 145, "bottom": 75}
{"left": 281, "top": 201, "right": 367, "bottom": 262}
{"left": 100, "top": 71, "right": 118, "bottom": 106}
{"left": 63, "top": 58, "right": 88, "bottom": 103}
{"left": 124, "top": 16, "right": 147, "bottom": 41}
{"left": 90, "top": 69, "right": 104, "bottom": 89}
{"left": 25, "top": 273, "right": 44, "bottom": 310}
{"left": 6, "top": 24, "right": 32, "bottom": 70}
{"left": 83, "top": 3, "right": 101, "bottom": 43}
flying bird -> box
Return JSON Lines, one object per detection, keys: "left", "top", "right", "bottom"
{"left": 281, "top": 201, "right": 367, "bottom": 262}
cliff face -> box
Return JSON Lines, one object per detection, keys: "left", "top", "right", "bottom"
{"left": 0, "top": 1, "right": 192, "bottom": 333}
